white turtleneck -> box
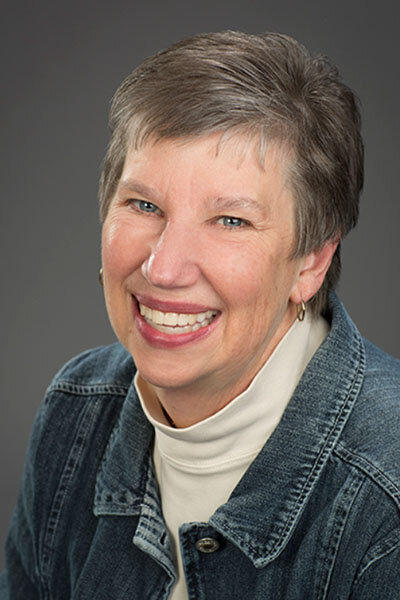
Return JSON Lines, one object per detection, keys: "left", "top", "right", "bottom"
{"left": 135, "top": 312, "right": 329, "bottom": 599}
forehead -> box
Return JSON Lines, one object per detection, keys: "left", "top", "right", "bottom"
{"left": 120, "top": 132, "right": 292, "bottom": 204}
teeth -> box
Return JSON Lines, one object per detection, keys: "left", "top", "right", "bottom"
{"left": 187, "top": 314, "right": 197, "bottom": 325}
{"left": 164, "top": 312, "right": 178, "bottom": 326}
{"left": 139, "top": 303, "right": 217, "bottom": 334}
{"left": 153, "top": 324, "right": 193, "bottom": 334}
{"left": 152, "top": 310, "right": 165, "bottom": 325}
{"left": 178, "top": 313, "right": 188, "bottom": 326}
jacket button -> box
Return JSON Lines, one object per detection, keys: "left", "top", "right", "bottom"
{"left": 195, "top": 537, "right": 220, "bottom": 553}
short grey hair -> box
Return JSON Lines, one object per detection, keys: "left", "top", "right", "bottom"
{"left": 99, "top": 31, "right": 363, "bottom": 316}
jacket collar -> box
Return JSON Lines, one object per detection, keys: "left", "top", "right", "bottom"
{"left": 94, "top": 293, "right": 365, "bottom": 568}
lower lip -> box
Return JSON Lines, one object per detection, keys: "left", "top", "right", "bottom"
{"left": 133, "top": 299, "right": 220, "bottom": 349}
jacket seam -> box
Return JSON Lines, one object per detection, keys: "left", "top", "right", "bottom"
{"left": 319, "top": 467, "right": 365, "bottom": 599}
{"left": 358, "top": 541, "right": 400, "bottom": 581}
{"left": 334, "top": 442, "right": 400, "bottom": 508}
{"left": 46, "top": 381, "right": 129, "bottom": 397}
{"left": 352, "top": 527, "right": 400, "bottom": 589}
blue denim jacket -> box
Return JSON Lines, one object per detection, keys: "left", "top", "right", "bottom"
{"left": 2, "top": 293, "right": 400, "bottom": 599}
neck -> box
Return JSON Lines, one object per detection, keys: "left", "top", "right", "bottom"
{"left": 154, "top": 375, "right": 253, "bottom": 428}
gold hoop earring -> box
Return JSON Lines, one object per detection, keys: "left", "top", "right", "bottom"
{"left": 99, "top": 268, "right": 104, "bottom": 287}
{"left": 296, "top": 300, "right": 306, "bottom": 322}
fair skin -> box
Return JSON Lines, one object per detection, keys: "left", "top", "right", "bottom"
{"left": 102, "top": 133, "right": 337, "bottom": 427}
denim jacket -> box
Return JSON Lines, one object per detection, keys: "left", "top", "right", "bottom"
{"left": 1, "top": 293, "right": 400, "bottom": 599}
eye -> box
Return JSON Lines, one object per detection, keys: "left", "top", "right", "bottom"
{"left": 131, "top": 199, "right": 163, "bottom": 215}
{"left": 217, "top": 216, "right": 249, "bottom": 229}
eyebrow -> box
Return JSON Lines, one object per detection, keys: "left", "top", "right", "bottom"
{"left": 209, "top": 196, "right": 269, "bottom": 219}
{"left": 117, "top": 179, "right": 162, "bottom": 202}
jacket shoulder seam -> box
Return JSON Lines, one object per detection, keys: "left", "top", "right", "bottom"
{"left": 334, "top": 442, "right": 400, "bottom": 508}
{"left": 353, "top": 526, "right": 400, "bottom": 587}
{"left": 46, "top": 381, "right": 129, "bottom": 397}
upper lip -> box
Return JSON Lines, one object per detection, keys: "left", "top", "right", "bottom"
{"left": 134, "top": 293, "right": 219, "bottom": 314}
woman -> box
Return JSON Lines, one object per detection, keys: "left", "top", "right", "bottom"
{"left": 2, "top": 31, "right": 400, "bottom": 599}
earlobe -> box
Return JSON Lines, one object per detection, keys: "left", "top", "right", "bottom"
{"left": 290, "top": 240, "right": 339, "bottom": 305}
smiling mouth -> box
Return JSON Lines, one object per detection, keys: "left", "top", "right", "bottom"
{"left": 139, "top": 303, "right": 219, "bottom": 335}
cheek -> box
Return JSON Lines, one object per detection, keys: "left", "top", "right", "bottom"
{"left": 211, "top": 247, "right": 272, "bottom": 317}
{"left": 101, "top": 225, "right": 136, "bottom": 344}
{"left": 219, "top": 247, "right": 296, "bottom": 323}
{"left": 102, "top": 220, "right": 143, "bottom": 281}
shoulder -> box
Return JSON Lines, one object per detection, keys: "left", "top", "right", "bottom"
{"left": 33, "top": 343, "right": 137, "bottom": 457}
{"left": 336, "top": 336, "right": 400, "bottom": 505}
{"left": 350, "top": 336, "right": 400, "bottom": 426}
{"left": 47, "top": 342, "right": 136, "bottom": 394}
{"left": 363, "top": 337, "right": 400, "bottom": 387}
{"left": 30, "top": 343, "right": 137, "bottom": 471}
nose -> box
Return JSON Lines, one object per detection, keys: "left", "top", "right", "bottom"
{"left": 141, "top": 221, "right": 201, "bottom": 289}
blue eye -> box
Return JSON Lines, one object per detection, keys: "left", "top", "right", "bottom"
{"left": 218, "top": 216, "right": 247, "bottom": 228}
{"left": 132, "top": 200, "right": 162, "bottom": 214}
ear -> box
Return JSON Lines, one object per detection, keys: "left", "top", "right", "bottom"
{"left": 290, "top": 240, "right": 339, "bottom": 305}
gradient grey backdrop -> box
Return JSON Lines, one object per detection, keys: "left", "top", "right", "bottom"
{"left": 1, "top": 0, "right": 399, "bottom": 569}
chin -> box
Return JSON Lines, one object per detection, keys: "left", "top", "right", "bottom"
{"left": 131, "top": 347, "right": 210, "bottom": 393}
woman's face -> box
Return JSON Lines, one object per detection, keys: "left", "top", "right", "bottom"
{"left": 102, "top": 133, "right": 306, "bottom": 403}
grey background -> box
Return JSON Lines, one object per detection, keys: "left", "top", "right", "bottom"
{"left": 1, "top": 0, "right": 399, "bottom": 570}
